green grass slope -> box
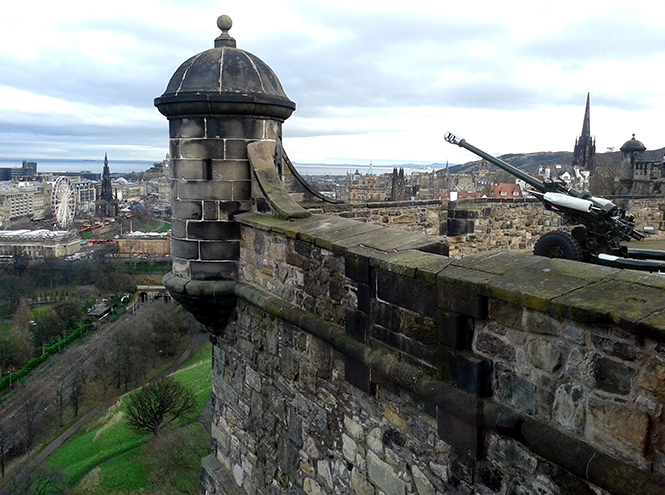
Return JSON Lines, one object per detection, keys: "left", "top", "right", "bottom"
{"left": 47, "top": 342, "right": 212, "bottom": 494}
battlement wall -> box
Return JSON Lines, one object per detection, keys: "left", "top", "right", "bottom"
{"left": 198, "top": 212, "right": 665, "bottom": 495}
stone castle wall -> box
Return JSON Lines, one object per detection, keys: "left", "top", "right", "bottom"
{"left": 311, "top": 200, "right": 446, "bottom": 236}
{"left": 315, "top": 197, "right": 665, "bottom": 258}
{"left": 199, "top": 212, "right": 665, "bottom": 495}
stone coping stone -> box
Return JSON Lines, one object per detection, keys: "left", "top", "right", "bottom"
{"left": 452, "top": 250, "right": 543, "bottom": 275}
{"left": 236, "top": 212, "right": 447, "bottom": 255}
{"left": 551, "top": 279, "right": 665, "bottom": 331}
{"left": 480, "top": 268, "right": 591, "bottom": 314}
{"left": 321, "top": 199, "right": 442, "bottom": 212}
{"left": 355, "top": 248, "right": 454, "bottom": 283}
{"left": 527, "top": 257, "right": 618, "bottom": 282}
{"left": 615, "top": 269, "right": 665, "bottom": 290}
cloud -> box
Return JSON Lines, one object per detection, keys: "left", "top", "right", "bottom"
{"left": 0, "top": 0, "right": 663, "bottom": 163}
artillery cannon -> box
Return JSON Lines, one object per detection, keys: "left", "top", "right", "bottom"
{"left": 444, "top": 132, "right": 665, "bottom": 272}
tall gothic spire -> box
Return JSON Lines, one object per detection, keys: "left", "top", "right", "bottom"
{"left": 101, "top": 153, "right": 113, "bottom": 202}
{"left": 572, "top": 93, "right": 595, "bottom": 170}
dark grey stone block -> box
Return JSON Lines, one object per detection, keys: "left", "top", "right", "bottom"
{"left": 180, "top": 139, "right": 225, "bottom": 159}
{"left": 345, "top": 308, "right": 368, "bottom": 341}
{"left": 438, "top": 347, "right": 491, "bottom": 396}
{"left": 232, "top": 180, "right": 252, "bottom": 201}
{"left": 207, "top": 118, "right": 264, "bottom": 139}
{"left": 173, "top": 159, "right": 206, "bottom": 180}
{"left": 437, "top": 310, "right": 473, "bottom": 350}
{"left": 172, "top": 200, "right": 202, "bottom": 220}
{"left": 371, "top": 324, "right": 437, "bottom": 365}
{"left": 169, "top": 118, "right": 205, "bottom": 138}
{"left": 220, "top": 201, "right": 246, "bottom": 220}
{"left": 371, "top": 299, "right": 399, "bottom": 332}
{"left": 212, "top": 160, "right": 251, "bottom": 181}
{"left": 169, "top": 139, "right": 181, "bottom": 159}
{"left": 375, "top": 270, "right": 437, "bottom": 318}
{"left": 357, "top": 282, "right": 371, "bottom": 314}
{"left": 437, "top": 267, "right": 490, "bottom": 319}
{"left": 190, "top": 260, "right": 237, "bottom": 281}
{"left": 200, "top": 240, "right": 240, "bottom": 260}
{"left": 447, "top": 218, "right": 475, "bottom": 236}
{"left": 171, "top": 218, "right": 186, "bottom": 238}
{"left": 225, "top": 139, "right": 250, "bottom": 160}
{"left": 345, "top": 251, "right": 370, "bottom": 284}
{"left": 171, "top": 238, "right": 199, "bottom": 259}
{"left": 187, "top": 221, "right": 240, "bottom": 241}
{"left": 203, "top": 201, "right": 219, "bottom": 220}
{"left": 345, "top": 357, "right": 371, "bottom": 394}
{"left": 178, "top": 180, "right": 233, "bottom": 201}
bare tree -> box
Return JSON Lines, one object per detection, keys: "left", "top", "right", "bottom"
{"left": 590, "top": 154, "right": 622, "bottom": 196}
{"left": 0, "top": 424, "right": 8, "bottom": 478}
{"left": 125, "top": 377, "right": 196, "bottom": 436}
{"left": 21, "top": 393, "right": 47, "bottom": 453}
{"left": 13, "top": 466, "right": 70, "bottom": 495}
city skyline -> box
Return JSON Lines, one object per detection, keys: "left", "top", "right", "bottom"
{"left": 0, "top": 1, "right": 664, "bottom": 166}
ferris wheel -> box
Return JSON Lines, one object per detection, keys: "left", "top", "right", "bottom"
{"left": 51, "top": 176, "right": 76, "bottom": 230}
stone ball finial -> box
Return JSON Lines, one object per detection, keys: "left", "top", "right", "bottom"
{"left": 215, "top": 15, "right": 236, "bottom": 48}
{"left": 217, "top": 15, "right": 232, "bottom": 32}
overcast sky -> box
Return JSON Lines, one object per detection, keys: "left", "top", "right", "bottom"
{"left": 1, "top": 0, "right": 663, "bottom": 167}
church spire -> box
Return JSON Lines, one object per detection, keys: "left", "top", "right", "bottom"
{"left": 101, "top": 153, "right": 113, "bottom": 202}
{"left": 572, "top": 93, "right": 595, "bottom": 170}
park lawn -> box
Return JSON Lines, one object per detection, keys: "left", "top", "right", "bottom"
{"left": 48, "top": 341, "right": 212, "bottom": 493}
{"left": 171, "top": 342, "right": 213, "bottom": 422}
{"left": 47, "top": 400, "right": 150, "bottom": 484}
{"left": 78, "top": 447, "right": 148, "bottom": 494}
{"left": 30, "top": 304, "right": 54, "bottom": 317}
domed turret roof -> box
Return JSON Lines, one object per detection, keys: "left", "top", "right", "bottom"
{"left": 620, "top": 134, "right": 646, "bottom": 153}
{"left": 155, "top": 15, "right": 295, "bottom": 120}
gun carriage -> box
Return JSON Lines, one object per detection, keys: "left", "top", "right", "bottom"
{"left": 444, "top": 132, "right": 665, "bottom": 272}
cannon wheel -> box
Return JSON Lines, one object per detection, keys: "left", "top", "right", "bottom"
{"left": 534, "top": 231, "right": 583, "bottom": 261}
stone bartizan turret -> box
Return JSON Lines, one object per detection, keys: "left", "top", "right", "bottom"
{"left": 154, "top": 15, "right": 295, "bottom": 329}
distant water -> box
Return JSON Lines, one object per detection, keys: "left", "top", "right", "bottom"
{"left": 292, "top": 162, "right": 446, "bottom": 177}
{"left": 0, "top": 158, "right": 158, "bottom": 175}
{"left": 0, "top": 158, "right": 446, "bottom": 177}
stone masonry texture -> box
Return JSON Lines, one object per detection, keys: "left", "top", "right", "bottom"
{"left": 196, "top": 212, "right": 665, "bottom": 495}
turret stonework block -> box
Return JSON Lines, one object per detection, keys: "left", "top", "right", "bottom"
{"left": 176, "top": 181, "right": 233, "bottom": 201}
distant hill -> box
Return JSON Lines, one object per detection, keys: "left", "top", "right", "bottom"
{"left": 450, "top": 147, "right": 665, "bottom": 175}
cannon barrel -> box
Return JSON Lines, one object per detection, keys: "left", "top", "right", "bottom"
{"left": 444, "top": 132, "right": 552, "bottom": 193}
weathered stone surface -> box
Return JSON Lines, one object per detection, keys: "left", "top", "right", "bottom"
{"left": 553, "top": 279, "right": 665, "bottom": 329}
{"left": 496, "top": 372, "right": 536, "bottom": 414}
{"left": 411, "top": 464, "right": 436, "bottom": 495}
{"left": 351, "top": 468, "right": 375, "bottom": 495}
{"left": 527, "top": 338, "right": 563, "bottom": 373}
{"left": 552, "top": 384, "right": 585, "bottom": 434}
{"left": 489, "top": 300, "right": 523, "bottom": 330}
{"left": 583, "top": 353, "right": 636, "bottom": 395}
{"left": 473, "top": 330, "right": 516, "bottom": 363}
{"left": 367, "top": 450, "right": 406, "bottom": 495}
{"left": 587, "top": 397, "right": 649, "bottom": 461}
{"left": 482, "top": 267, "right": 590, "bottom": 314}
